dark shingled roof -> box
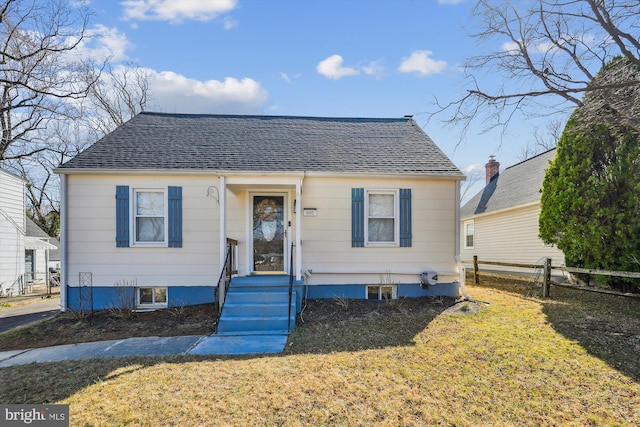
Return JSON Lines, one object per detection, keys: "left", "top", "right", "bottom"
{"left": 460, "top": 149, "right": 556, "bottom": 218}
{"left": 58, "top": 112, "right": 463, "bottom": 177}
{"left": 26, "top": 217, "right": 59, "bottom": 260}
{"left": 26, "top": 217, "right": 51, "bottom": 238}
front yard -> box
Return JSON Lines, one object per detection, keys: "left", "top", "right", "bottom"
{"left": 1, "top": 277, "right": 639, "bottom": 426}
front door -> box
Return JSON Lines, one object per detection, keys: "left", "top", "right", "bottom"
{"left": 252, "top": 194, "right": 286, "bottom": 273}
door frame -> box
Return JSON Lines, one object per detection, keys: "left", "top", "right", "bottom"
{"left": 247, "top": 191, "right": 290, "bottom": 275}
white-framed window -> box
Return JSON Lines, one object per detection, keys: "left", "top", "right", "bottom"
{"left": 137, "top": 287, "right": 168, "bottom": 308}
{"left": 464, "top": 220, "right": 475, "bottom": 249}
{"left": 365, "top": 189, "right": 399, "bottom": 246}
{"left": 133, "top": 189, "right": 167, "bottom": 246}
{"left": 366, "top": 285, "right": 396, "bottom": 300}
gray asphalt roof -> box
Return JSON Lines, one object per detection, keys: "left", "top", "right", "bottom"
{"left": 58, "top": 112, "right": 463, "bottom": 177}
{"left": 26, "top": 217, "right": 51, "bottom": 238}
{"left": 460, "top": 148, "right": 556, "bottom": 218}
{"left": 26, "top": 218, "right": 59, "bottom": 260}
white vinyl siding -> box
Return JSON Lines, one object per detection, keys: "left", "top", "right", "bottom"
{"left": 0, "top": 170, "right": 26, "bottom": 287}
{"left": 460, "top": 204, "right": 565, "bottom": 266}
{"left": 300, "top": 177, "right": 459, "bottom": 285}
{"left": 65, "top": 175, "right": 220, "bottom": 288}
{"left": 63, "top": 173, "right": 461, "bottom": 290}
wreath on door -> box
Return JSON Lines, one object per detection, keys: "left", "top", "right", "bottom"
{"left": 255, "top": 198, "right": 279, "bottom": 242}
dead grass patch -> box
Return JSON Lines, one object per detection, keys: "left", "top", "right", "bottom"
{"left": 1, "top": 278, "right": 639, "bottom": 426}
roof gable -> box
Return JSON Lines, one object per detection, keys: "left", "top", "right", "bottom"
{"left": 26, "top": 217, "right": 52, "bottom": 238}
{"left": 0, "top": 168, "right": 26, "bottom": 183}
{"left": 57, "top": 112, "right": 463, "bottom": 177}
{"left": 461, "top": 148, "right": 556, "bottom": 218}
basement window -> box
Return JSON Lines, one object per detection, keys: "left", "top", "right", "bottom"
{"left": 366, "top": 285, "right": 396, "bottom": 301}
{"left": 137, "top": 287, "right": 168, "bottom": 308}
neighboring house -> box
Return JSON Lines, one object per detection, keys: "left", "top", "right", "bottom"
{"left": 0, "top": 169, "right": 56, "bottom": 296}
{"left": 55, "top": 112, "right": 465, "bottom": 312}
{"left": 0, "top": 168, "right": 26, "bottom": 296}
{"left": 460, "top": 149, "right": 565, "bottom": 272}
{"left": 25, "top": 217, "right": 58, "bottom": 283}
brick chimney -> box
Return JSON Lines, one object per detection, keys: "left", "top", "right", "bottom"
{"left": 485, "top": 155, "right": 500, "bottom": 184}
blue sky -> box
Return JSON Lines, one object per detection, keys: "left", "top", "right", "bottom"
{"left": 81, "top": 0, "right": 568, "bottom": 198}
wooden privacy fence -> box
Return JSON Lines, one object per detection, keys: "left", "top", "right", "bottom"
{"left": 463, "top": 256, "right": 640, "bottom": 299}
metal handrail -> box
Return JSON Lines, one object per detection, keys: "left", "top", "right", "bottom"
{"left": 215, "top": 238, "right": 238, "bottom": 332}
{"left": 288, "top": 242, "right": 294, "bottom": 333}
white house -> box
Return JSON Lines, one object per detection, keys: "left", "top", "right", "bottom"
{"left": 0, "top": 168, "right": 26, "bottom": 296}
{"left": 25, "top": 217, "right": 58, "bottom": 284}
{"left": 0, "top": 168, "right": 58, "bottom": 296}
{"left": 460, "top": 149, "right": 565, "bottom": 272}
{"left": 55, "top": 113, "right": 465, "bottom": 315}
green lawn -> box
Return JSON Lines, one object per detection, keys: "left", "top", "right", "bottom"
{"left": 1, "top": 278, "right": 639, "bottom": 426}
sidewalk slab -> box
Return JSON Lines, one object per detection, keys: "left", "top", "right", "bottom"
{"left": 0, "top": 333, "right": 290, "bottom": 367}
{"left": 0, "top": 349, "right": 29, "bottom": 362}
{"left": 188, "top": 333, "right": 288, "bottom": 355}
{"left": 0, "top": 336, "right": 203, "bottom": 367}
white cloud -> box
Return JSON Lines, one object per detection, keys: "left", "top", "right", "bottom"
{"left": 316, "top": 54, "right": 360, "bottom": 80}
{"left": 398, "top": 50, "right": 447, "bottom": 76}
{"left": 362, "top": 59, "right": 385, "bottom": 79}
{"left": 75, "top": 24, "right": 132, "bottom": 63}
{"left": 146, "top": 69, "right": 268, "bottom": 114}
{"left": 502, "top": 40, "right": 522, "bottom": 55}
{"left": 464, "top": 164, "right": 483, "bottom": 174}
{"left": 505, "top": 39, "right": 554, "bottom": 56}
{"left": 121, "top": 0, "right": 238, "bottom": 23}
{"left": 223, "top": 16, "right": 237, "bottom": 30}
{"left": 503, "top": 34, "right": 598, "bottom": 57}
{"left": 279, "top": 72, "right": 302, "bottom": 83}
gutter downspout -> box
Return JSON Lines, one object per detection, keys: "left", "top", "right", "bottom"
{"left": 295, "top": 180, "right": 302, "bottom": 282}
{"left": 59, "top": 174, "right": 67, "bottom": 311}
{"left": 219, "top": 175, "right": 227, "bottom": 273}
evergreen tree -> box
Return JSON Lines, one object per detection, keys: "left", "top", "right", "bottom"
{"left": 539, "top": 59, "right": 640, "bottom": 291}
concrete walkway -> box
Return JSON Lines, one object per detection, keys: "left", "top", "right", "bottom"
{"left": 0, "top": 283, "right": 289, "bottom": 368}
{"left": 0, "top": 333, "right": 289, "bottom": 368}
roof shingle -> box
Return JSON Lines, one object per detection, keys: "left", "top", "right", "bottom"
{"left": 460, "top": 149, "right": 556, "bottom": 218}
{"left": 58, "top": 112, "right": 463, "bottom": 177}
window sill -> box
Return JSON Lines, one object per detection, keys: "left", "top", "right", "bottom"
{"left": 364, "top": 243, "right": 400, "bottom": 248}
{"left": 135, "top": 304, "right": 168, "bottom": 311}
{"left": 131, "top": 243, "right": 168, "bottom": 248}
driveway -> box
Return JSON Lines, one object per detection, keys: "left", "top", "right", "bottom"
{"left": 0, "top": 299, "right": 60, "bottom": 334}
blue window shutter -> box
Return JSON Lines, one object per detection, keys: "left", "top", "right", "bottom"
{"left": 400, "top": 188, "right": 412, "bottom": 247}
{"left": 116, "top": 186, "right": 130, "bottom": 247}
{"left": 168, "top": 186, "right": 183, "bottom": 248}
{"left": 352, "top": 188, "right": 364, "bottom": 247}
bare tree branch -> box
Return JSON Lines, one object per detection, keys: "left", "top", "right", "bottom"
{"left": 431, "top": 0, "right": 640, "bottom": 140}
{"left": 0, "top": 0, "right": 99, "bottom": 161}
{"left": 518, "top": 118, "right": 563, "bottom": 161}
{"left": 0, "top": 2, "right": 150, "bottom": 236}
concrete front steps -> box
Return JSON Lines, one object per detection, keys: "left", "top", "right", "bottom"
{"left": 217, "top": 275, "right": 296, "bottom": 335}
